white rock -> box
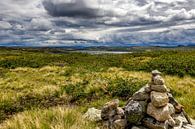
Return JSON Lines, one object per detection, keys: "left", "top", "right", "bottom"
{"left": 152, "top": 70, "right": 161, "bottom": 76}
{"left": 83, "top": 107, "right": 102, "bottom": 122}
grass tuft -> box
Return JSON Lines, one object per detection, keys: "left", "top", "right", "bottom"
{"left": 0, "top": 107, "right": 95, "bottom": 129}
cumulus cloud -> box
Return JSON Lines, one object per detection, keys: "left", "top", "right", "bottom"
{"left": 42, "top": 0, "right": 195, "bottom": 25}
{"left": 0, "top": 0, "right": 195, "bottom": 46}
{"left": 0, "top": 21, "right": 12, "bottom": 29}
{"left": 28, "top": 18, "right": 53, "bottom": 31}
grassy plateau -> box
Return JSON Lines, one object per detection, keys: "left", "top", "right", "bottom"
{"left": 0, "top": 47, "right": 194, "bottom": 129}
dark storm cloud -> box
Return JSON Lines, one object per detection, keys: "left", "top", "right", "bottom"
{"left": 42, "top": 0, "right": 101, "bottom": 17}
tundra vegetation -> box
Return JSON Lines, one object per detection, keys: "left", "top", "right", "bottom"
{"left": 0, "top": 47, "right": 194, "bottom": 129}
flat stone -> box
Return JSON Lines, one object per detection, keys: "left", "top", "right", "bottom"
{"left": 83, "top": 107, "right": 102, "bottom": 122}
{"left": 150, "top": 91, "right": 169, "bottom": 107}
{"left": 125, "top": 100, "right": 147, "bottom": 125}
{"left": 132, "top": 85, "right": 150, "bottom": 101}
{"left": 150, "top": 85, "right": 168, "bottom": 92}
{"left": 147, "top": 103, "right": 174, "bottom": 122}
{"left": 152, "top": 70, "right": 161, "bottom": 76}
{"left": 143, "top": 117, "right": 169, "bottom": 129}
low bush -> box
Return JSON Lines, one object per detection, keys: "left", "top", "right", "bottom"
{"left": 107, "top": 78, "right": 147, "bottom": 99}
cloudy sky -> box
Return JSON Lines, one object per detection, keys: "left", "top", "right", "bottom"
{"left": 0, "top": 0, "right": 195, "bottom": 47}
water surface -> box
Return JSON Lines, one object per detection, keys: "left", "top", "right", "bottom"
{"left": 76, "top": 50, "right": 132, "bottom": 54}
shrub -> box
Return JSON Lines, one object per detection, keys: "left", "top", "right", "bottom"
{"left": 63, "top": 81, "right": 89, "bottom": 102}
{"left": 107, "top": 78, "right": 147, "bottom": 99}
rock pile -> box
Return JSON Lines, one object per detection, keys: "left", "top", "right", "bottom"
{"left": 84, "top": 70, "right": 195, "bottom": 129}
{"left": 146, "top": 70, "right": 176, "bottom": 127}
{"left": 101, "top": 99, "right": 126, "bottom": 129}
{"left": 125, "top": 70, "right": 194, "bottom": 129}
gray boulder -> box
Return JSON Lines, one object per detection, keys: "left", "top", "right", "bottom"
{"left": 132, "top": 85, "right": 150, "bottom": 101}
{"left": 125, "top": 100, "right": 147, "bottom": 124}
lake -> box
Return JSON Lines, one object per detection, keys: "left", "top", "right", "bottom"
{"left": 75, "top": 50, "right": 132, "bottom": 54}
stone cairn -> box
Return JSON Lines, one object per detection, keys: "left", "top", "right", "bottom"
{"left": 84, "top": 70, "right": 195, "bottom": 129}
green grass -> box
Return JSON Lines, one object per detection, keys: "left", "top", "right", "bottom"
{"left": 0, "top": 107, "right": 96, "bottom": 129}
{"left": 0, "top": 48, "right": 194, "bottom": 128}
{"left": 0, "top": 48, "right": 195, "bottom": 77}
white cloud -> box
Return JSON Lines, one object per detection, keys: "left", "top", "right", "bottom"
{"left": 40, "top": 0, "right": 195, "bottom": 29}
{"left": 0, "top": 21, "right": 12, "bottom": 29}
{"left": 0, "top": 0, "right": 45, "bottom": 19}
{"left": 0, "top": 0, "right": 195, "bottom": 46}
{"left": 28, "top": 18, "right": 53, "bottom": 31}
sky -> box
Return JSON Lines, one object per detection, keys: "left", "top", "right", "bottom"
{"left": 0, "top": 0, "right": 195, "bottom": 47}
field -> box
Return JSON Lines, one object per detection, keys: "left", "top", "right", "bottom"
{"left": 0, "top": 47, "right": 194, "bottom": 129}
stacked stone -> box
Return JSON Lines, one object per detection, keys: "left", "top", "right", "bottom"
{"left": 146, "top": 70, "right": 176, "bottom": 128}
{"left": 84, "top": 70, "right": 195, "bottom": 129}
{"left": 123, "top": 70, "right": 194, "bottom": 129}
{"left": 101, "top": 99, "right": 126, "bottom": 129}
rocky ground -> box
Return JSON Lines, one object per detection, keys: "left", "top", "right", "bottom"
{"left": 84, "top": 70, "right": 195, "bottom": 129}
